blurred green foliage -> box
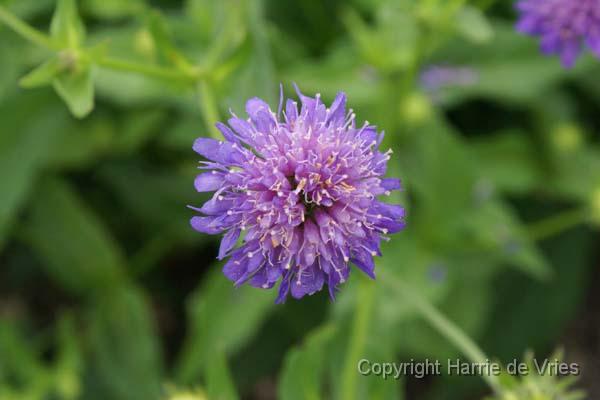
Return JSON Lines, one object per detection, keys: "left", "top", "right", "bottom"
{"left": 0, "top": 0, "right": 599, "bottom": 399}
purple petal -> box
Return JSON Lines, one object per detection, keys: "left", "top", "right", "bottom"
{"left": 193, "top": 137, "right": 242, "bottom": 165}
{"left": 194, "top": 172, "right": 223, "bottom": 192}
{"left": 290, "top": 263, "right": 325, "bottom": 299}
{"left": 351, "top": 247, "right": 376, "bottom": 279}
{"left": 190, "top": 216, "right": 226, "bottom": 234}
{"left": 381, "top": 178, "right": 402, "bottom": 191}
{"left": 586, "top": 33, "right": 600, "bottom": 57}
{"left": 559, "top": 39, "right": 581, "bottom": 68}
{"left": 246, "top": 97, "right": 271, "bottom": 119}
{"left": 215, "top": 122, "right": 241, "bottom": 144}
{"left": 200, "top": 198, "right": 233, "bottom": 215}
{"left": 223, "top": 253, "right": 248, "bottom": 282}
{"left": 275, "top": 273, "right": 292, "bottom": 304}
{"left": 326, "top": 92, "right": 346, "bottom": 125}
{"left": 218, "top": 229, "right": 240, "bottom": 260}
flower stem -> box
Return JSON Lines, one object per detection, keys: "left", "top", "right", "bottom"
{"left": 96, "top": 57, "right": 199, "bottom": 83}
{"left": 0, "top": 5, "right": 58, "bottom": 50}
{"left": 526, "top": 208, "right": 587, "bottom": 242}
{"left": 0, "top": 6, "right": 203, "bottom": 85}
{"left": 382, "top": 272, "right": 503, "bottom": 395}
{"left": 339, "top": 275, "right": 376, "bottom": 400}
{"left": 196, "top": 81, "right": 221, "bottom": 139}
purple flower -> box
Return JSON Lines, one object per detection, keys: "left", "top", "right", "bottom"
{"left": 515, "top": 0, "right": 600, "bottom": 68}
{"left": 190, "top": 86, "right": 405, "bottom": 302}
{"left": 419, "top": 65, "right": 479, "bottom": 92}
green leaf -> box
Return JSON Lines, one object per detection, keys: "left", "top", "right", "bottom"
{"left": 342, "top": 6, "right": 417, "bottom": 72}
{"left": 21, "top": 178, "right": 126, "bottom": 295}
{"left": 175, "top": 269, "right": 275, "bottom": 384}
{"left": 158, "top": 115, "right": 201, "bottom": 150}
{"left": 205, "top": 352, "right": 240, "bottom": 400}
{"left": 0, "top": 37, "right": 21, "bottom": 99}
{"left": 481, "top": 228, "right": 594, "bottom": 361}
{"left": 19, "top": 56, "right": 65, "bottom": 88}
{"left": 45, "top": 115, "right": 114, "bottom": 170}
{"left": 146, "top": 10, "right": 187, "bottom": 67}
{"left": 430, "top": 22, "right": 596, "bottom": 104}
{"left": 550, "top": 147, "right": 600, "bottom": 201}
{"left": 113, "top": 108, "right": 168, "bottom": 153}
{"left": 460, "top": 201, "right": 553, "bottom": 281}
{"left": 53, "top": 65, "right": 94, "bottom": 118}
{"left": 399, "top": 117, "right": 477, "bottom": 244}
{"left": 279, "top": 324, "right": 337, "bottom": 400}
{"left": 82, "top": 0, "right": 146, "bottom": 20}
{"left": 3, "top": 0, "right": 55, "bottom": 19}
{"left": 395, "top": 273, "right": 493, "bottom": 360}
{"left": 470, "top": 131, "right": 542, "bottom": 195}
{"left": 98, "top": 163, "right": 196, "bottom": 234}
{"left": 455, "top": 6, "right": 493, "bottom": 44}
{"left": 0, "top": 92, "right": 67, "bottom": 251}
{"left": 281, "top": 44, "right": 376, "bottom": 109}
{"left": 86, "top": 285, "right": 163, "bottom": 400}
{"left": 51, "top": 0, "right": 85, "bottom": 48}
{"left": 0, "top": 322, "right": 46, "bottom": 386}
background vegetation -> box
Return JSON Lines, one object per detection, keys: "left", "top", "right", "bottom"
{"left": 0, "top": 0, "right": 599, "bottom": 399}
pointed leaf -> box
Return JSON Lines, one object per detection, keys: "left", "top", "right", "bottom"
{"left": 21, "top": 178, "right": 125, "bottom": 295}
{"left": 205, "top": 352, "right": 240, "bottom": 400}
{"left": 175, "top": 268, "right": 275, "bottom": 384}
{"left": 51, "top": 0, "right": 86, "bottom": 48}
{"left": 53, "top": 65, "right": 94, "bottom": 118}
{"left": 279, "top": 324, "right": 337, "bottom": 400}
{"left": 19, "top": 56, "right": 65, "bottom": 88}
{"left": 455, "top": 6, "right": 494, "bottom": 44}
{"left": 0, "top": 92, "right": 67, "bottom": 251}
{"left": 87, "top": 285, "right": 163, "bottom": 400}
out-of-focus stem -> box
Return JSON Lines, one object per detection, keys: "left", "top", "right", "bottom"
{"left": 339, "top": 275, "right": 376, "bottom": 400}
{"left": 96, "top": 57, "right": 199, "bottom": 83}
{"left": 197, "top": 81, "right": 221, "bottom": 139}
{"left": 382, "top": 272, "right": 504, "bottom": 395}
{"left": 527, "top": 208, "right": 587, "bottom": 242}
{"left": 0, "top": 6, "right": 203, "bottom": 85}
{"left": 0, "top": 6, "right": 58, "bottom": 50}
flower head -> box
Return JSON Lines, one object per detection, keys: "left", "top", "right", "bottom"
{"left": 515, "top": 0, "right": 600, "bottom": 67}
{"left": 190, "top": 86, "right": 405, "bottom": 302}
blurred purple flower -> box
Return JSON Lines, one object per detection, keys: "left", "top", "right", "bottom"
{"left": 190, "top": 86, "right": 405, "bottom": 303}
{"left": 419, "top": 65, "right": 479, "bottom": 92}
{"left": 515, "top": 0, "right": 600, "bottom": 68}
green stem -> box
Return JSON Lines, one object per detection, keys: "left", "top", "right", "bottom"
{"left": 196, "top": 81, "right": 221, "bottom": 139}
{"left": 382, "top": 272, "right": 503, "bottom": 395}
{"left": 0, "top": 5, "right": 58, "bottom": 50}
{"left": 339, "top": 276, "right": 376, "bottom": 400}
{"left": 96, "top": 57, "right": 199, "bottom": 83}
{"left": 0, "top": 5, "right": 202, "bottom": 85}
{"left": 526, "top": 208, "right": 587, "bottom": 242}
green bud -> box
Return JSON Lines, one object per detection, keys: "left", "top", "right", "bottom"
{"left": 164, "top": 385, "right": 207, "bottom": 400}
{"left": 168, "top": 393, "right": 207, "bottom": 400}
{"left": 134, "top": 29, "right": 156, "bottom": 58}
{"left": 551, "top": 123, "right": 583, "bottom": 154}
{"left": 399, "top": 92, "right": 432, "bottom": 126}
{"left": 55, "top": 369, "right": 80, "bottom": 400}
